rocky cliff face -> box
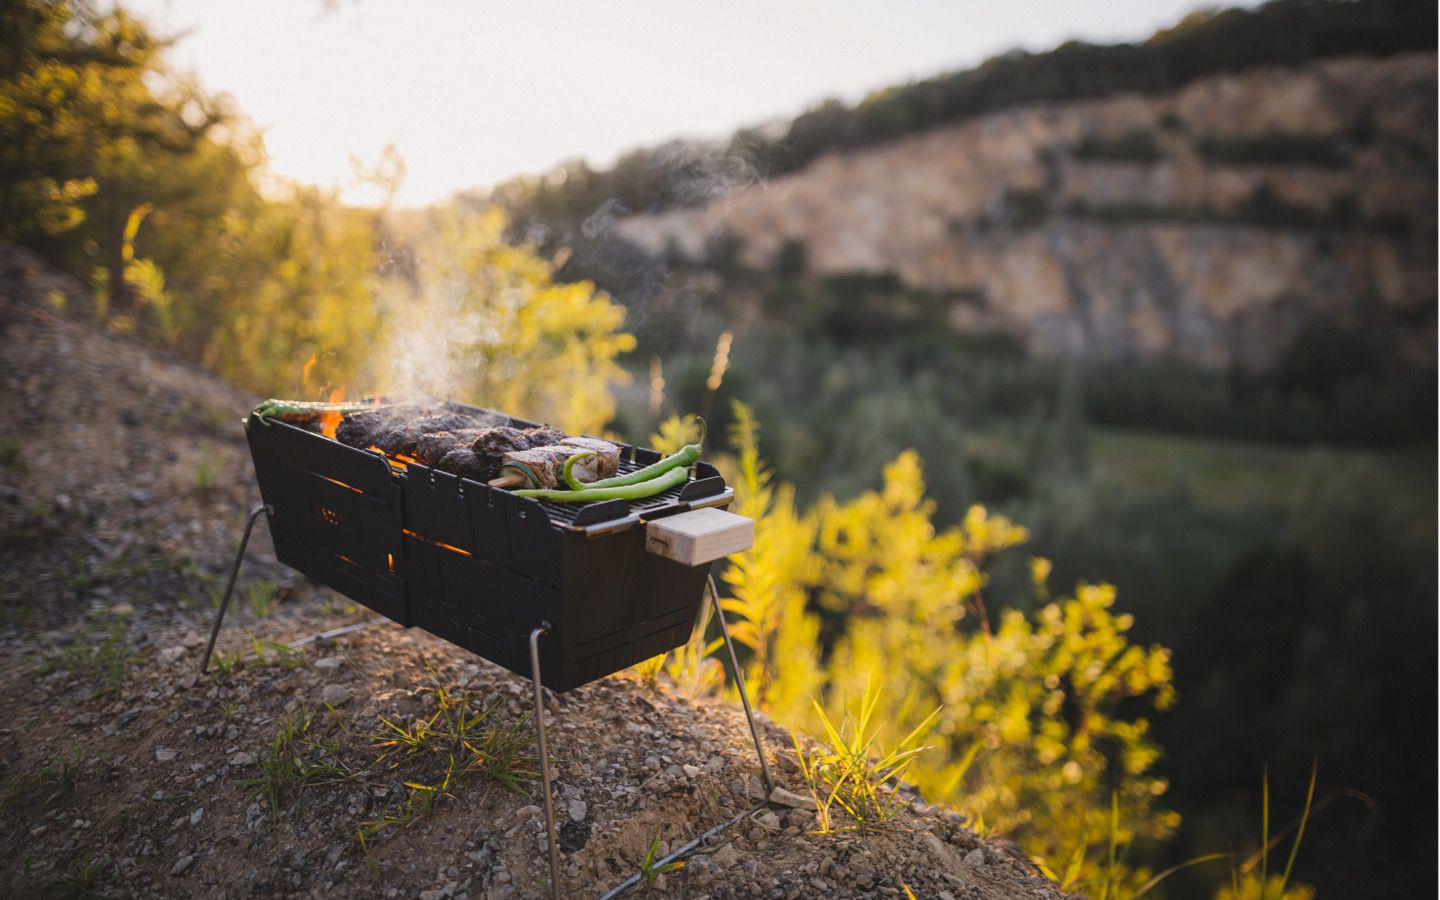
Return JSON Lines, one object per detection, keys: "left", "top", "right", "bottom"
{"left": 618, "top": 53, "right": 1437, "bottom": 370}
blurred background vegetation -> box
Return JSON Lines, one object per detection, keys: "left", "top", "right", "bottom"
{"left": 2, "top": 0, "right": 1434, "bottom": 895}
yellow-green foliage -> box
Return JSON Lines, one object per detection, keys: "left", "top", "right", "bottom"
{"left": 373, "top": 205, "right": 634, "bottom": 435}
{"left": 713, "top": 403, "right": 823, "bottom": 722}
{"left": 708, "top": 401, "right": 1178, "bottom": 891}
{"left": 1214, "top": 875, "right": 1315, "bottom": 900}
{"left": 793, "top": 680, "right": 940, "bottom": 834}
{"left": 201, "top": 188, "right": 382, "bottom": 395}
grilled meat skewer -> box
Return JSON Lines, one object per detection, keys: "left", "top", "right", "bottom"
{"left": 494, "top": 438, "right": 621, "bottom": 490}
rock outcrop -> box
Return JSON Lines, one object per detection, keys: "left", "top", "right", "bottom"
{"left": 619, "top": 53, "right": 1437, "bottom": 369}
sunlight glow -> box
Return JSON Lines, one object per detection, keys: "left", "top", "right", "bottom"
{"left": 126, "top": 0, "right": 1260, "bottom": 207}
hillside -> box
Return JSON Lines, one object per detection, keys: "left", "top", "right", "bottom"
{"left": 0, "top": 244, "right": 1061, "bottom": 898}
{"left": 616, "top": 52, "right": 1436, "bottom": 371}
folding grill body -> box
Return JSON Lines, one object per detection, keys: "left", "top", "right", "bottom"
{"left": 244, "top": 403, "right": 733, "bottom": 692}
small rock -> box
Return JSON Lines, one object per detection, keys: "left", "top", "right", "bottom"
{"left": 566, "top": 799, "right": 586, "bottom": 822}
{"left": 171, "top": 855, "right": 195, "bottom": 875}
{"left": 190, "top": 808, "right": 204, "bottom": 827}
{"left": 757, "top": 811, "right": 782, "bottom": 830}
{"left": 128, "top": 488, "right": 153, "bottom": 505}
{"left": 466, "top": 847, "right": 494, "bottom": 868}
{"left": 313, "top": 656, "right": 344, "bottom": 670}
{"left": 321, "top": 684, "right": 352, "bottom": 706}
{"left": 710, "top": 843, "right": 740, "bottom": 869}
{"left": 768, "top": 786, "right": 818, "bottom": 810}
{"left": 117, "top": 709, "right": 141, "bottom": 728}
{"left": 154, "top": 748, "right": 177, "bottom": 762}
{"left": 512, "top": 805, "right": 540, "bottom": 823}
{"left": 158, "top": 646, "right": 186, "bottom": 666}
{"left": 964, "top": 848, "right": 985, "bottom": 867}
{"left": 228, "top": 751, "right": 256, "bottom": 767}
{"left": 682, "top": 764, "right": 702, "bottom": 778}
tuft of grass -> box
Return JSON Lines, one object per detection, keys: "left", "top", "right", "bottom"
{"left": 0, "top": 755, "right": 81, "bottom": 816}
{"left": 0, "top": 436, "right": 23, "bottom": 471}
{"left": 33, "top": 621, "right": 138, "bottom": 698}
{"left": 250, "top": 635, "right": 309, "bottom": 668}
{"left": 639, "top": 828, "right": 684, "bottom": 889}
{"left": 196, "top": 455, "right": 215, "bottom": 493}
{"left": 240, "top": 713, "right": 354, "bottom": 812}
{"left": 370, "top": 681, "right": 537, "bottom": 793}
{"left": 1132, "top": 761, "right": 1325, "bottom": 899}
{"left": 244, "top": 580, "right": 281, "bottom": 618}
{"left": 792, "top": 679, "right": 940, "bottom": 834}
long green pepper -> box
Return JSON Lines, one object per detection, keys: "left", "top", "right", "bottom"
{"left": 516, "top": 464, "right": 690, "bottom": 503}
{"left": 562, "top": 443, "right": 701, "bottom": 491}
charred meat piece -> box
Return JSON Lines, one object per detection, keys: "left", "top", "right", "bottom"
{"left": 559, "top": 436, "right": 621, "bottom": 482}
{"left": 522, "top": 425, "right": 566, "bottom": 447}
{"left": 435, "top": 448, "right": 490, "bottom": 480}
{"left": 335, "top": 407, "right": 416, "bottom": 448}
{"left": 415, "top": 431, "right": 463, "bottom": 465}
{"left": 371, "top": 412, "right": 480, "bottom": 457}
{"left": 470, "top": 426, "right": 533, "bottom": 459}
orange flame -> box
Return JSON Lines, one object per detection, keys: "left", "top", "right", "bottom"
{"left": 301, "top": 352, "right": 319, "bottom": 390}
{"left": 319, "top": 386, "right": 345, "bottom": 439}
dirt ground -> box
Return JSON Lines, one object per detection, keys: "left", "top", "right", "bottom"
{"left": 0, "top": 243, "right": 1063, "bottom": 899}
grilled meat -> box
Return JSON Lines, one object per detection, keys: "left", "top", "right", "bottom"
{"left": 522, "top": 425, "right": 566, "bottom": 447}
{"left": 436, "top": 448, "right": 489, "bottom": 480}
{"left": 560, "top": 436, "right": 621, "bottom": 482}
{"left": 500, "top": 437, "right": 620, "bottom": 489}
{"left": 500, "top": 445, "right": 576, "bottom": 490}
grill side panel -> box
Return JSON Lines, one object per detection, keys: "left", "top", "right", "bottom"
{"left": 244, "top": 407, "right": 726, "bottom": 691}
{"left": 247, "top": 420, "right": 407, "bottom": 625}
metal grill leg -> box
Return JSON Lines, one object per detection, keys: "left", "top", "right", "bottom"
{"left": 529, "top": 623, "right": 561, "bottom": 900}
{"left": 201, "top": 503, "right": 271, "bottom": 675}
{"left": 708, "top": 575, "right": 776, "bottom": 794}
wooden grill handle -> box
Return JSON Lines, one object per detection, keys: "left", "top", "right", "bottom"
{"left": 645, "top": 508, "right": 754, "bottom": 566}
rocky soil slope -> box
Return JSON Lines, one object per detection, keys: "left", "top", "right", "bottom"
{"left": 619, "top": 53, "right": 1437, "bottom": 370}
{"left": 0, "top": 244, "right": 1062, "bottom": 898}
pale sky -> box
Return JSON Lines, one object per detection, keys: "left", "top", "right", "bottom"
{"left": 127, "top": 0, "right": 1255, "bottom": 208}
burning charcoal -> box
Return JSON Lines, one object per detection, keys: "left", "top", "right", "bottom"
{"left": 560, "top": 437, "right": 620, "bottom": 482}
{"left": 434, "top": 448, "right": 490, "bottom": 480}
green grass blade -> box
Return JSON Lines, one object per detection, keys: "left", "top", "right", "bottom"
{"left": 1260, "top": 766, "right": 1270, "bottom": 899}
{"left": 1277, "top": 759, "right": 1318, "bottom": 898}
{"left": 1133, "top": 853, "right": 1232, "bottom": 896}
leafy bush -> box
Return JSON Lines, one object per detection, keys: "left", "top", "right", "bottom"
{"left": 703, "top": 404, "right": 1178, "bottom": 890}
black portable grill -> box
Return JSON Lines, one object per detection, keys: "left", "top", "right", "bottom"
{"left": 202, "top": 400, "right": 772, "bottom": 898}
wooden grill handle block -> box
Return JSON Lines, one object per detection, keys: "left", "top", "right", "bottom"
{"left": 645, "top": 508, "right": 754, "bottom": 566}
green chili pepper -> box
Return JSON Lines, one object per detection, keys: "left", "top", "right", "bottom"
{"left": 252, "top": 398, "right": 384, "bottom": 420}
{"left": 563, "top": 443, "right": 701, "bottom": 491}
{"left": 517, "top": 465, "right": 690, "bottom": 503}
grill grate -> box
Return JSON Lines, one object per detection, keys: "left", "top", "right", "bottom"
{"left": 391, "top": 401, "right": 725, "bottom": 532}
